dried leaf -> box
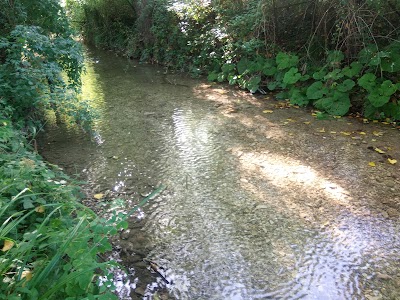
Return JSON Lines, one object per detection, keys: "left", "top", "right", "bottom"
{"left": 373, "top": 131, "right": 383, "bottom": 137}
{"left": 318, "top": 128, "right": 325, "bottom": 133}
{"left": 330, "top": 131, "right": 337, "bottom": 134}
{"left": 388, "top": 158, "right": 397, "bottom": 165}
{"left": 35, "top": 205, "right": 45, "bottom": 213}
{"left": 21, "top": 270, "right": 33, "bottom": 281}
{"left": 262, "top": 110, "right": 274, "bottom": 113}
{"left": 93, "top": 193, "right": 104, "bottom": 200}
{"left": 303, "top": 121, "right": 311, "bottom": 125}
{"left": 374, "top": 148, "right": 386, "bottom": 154}
{"left": 368, "top": 162, "right": 376, "bottom": 167}
{"left": 2, "top": 240, "right": 14, "bottom": 252}
{"left": 359, "top": 132, "right": 366, "bottom": 135}
{"left": 363, "top": 119, "right": 369, "bottom": 124}
{"left": 341, "top": 131, "right": 352, "bottom": 136}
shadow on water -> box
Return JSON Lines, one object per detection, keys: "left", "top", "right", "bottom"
{"left": 38, "top": 48, "right": 400, "bottom": 300}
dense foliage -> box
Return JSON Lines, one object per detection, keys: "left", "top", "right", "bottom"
{"left": 0, "top": 1, "right": 119, "bottom": 298}
{"left": 70, "top": 0, "right": 400, "bottom": 119}
{"left": 0, "top": 0, "right": 95, "bottom": 129}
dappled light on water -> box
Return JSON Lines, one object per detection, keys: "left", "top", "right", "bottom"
{"left": 38, "top": 48, "right": 400, "bottom": 300}
{"left": 237, "top": 151, "right": 352, "bottom": 207}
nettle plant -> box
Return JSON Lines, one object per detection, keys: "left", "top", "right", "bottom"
{"left": 207, "top": 42, "right": 400, "bottom": 119}
{"left": 0, "top": 25, "right": 94, "bottom": 130}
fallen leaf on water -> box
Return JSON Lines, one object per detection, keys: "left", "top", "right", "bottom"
{"left": 373, "top": 131, "right": 383, "bottom": 137}
{"left": 35, "top": 205, "right": 45, "bottom": 213}
{"left": 368, "top": 162, "right": 376, "bottom": 167}
{"left": 341, "top": 131, "right": 352, "bottom": 136}
{"left": 2, "top": 240, "right": 14, "bottom": 252}
{"left": 263, "top": 110, "right": 274, "bottom": 113}
{"left": 376, "top": 272, "right": 392, "bottom": 280}
{"left": 388, "top": 158, "right": 397, "bottom": 165}
{"left": 93, "top": 193, "right": 104, "bottom": 200}
{"left": 374, "top": 148, "right": 386, "bottom": 154}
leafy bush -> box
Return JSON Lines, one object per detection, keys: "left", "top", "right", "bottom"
{"left": 0, "top": 1, "right": 122, "bottom": 298}
{"left": 71, "top": 0, "right": 400, "bottom": 119}
{"left": 0, "top": 108, "right": 121, "bottom": 299}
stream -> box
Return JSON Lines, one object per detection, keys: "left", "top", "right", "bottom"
{"left": 38, "top": 48, "right": 400, "bottom": 300}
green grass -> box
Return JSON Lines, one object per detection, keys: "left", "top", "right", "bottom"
{"left": 0, "top": 116, "right": 118, "bottom": 299}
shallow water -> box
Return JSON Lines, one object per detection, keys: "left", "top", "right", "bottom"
{"left": 39, "top": 48, "right": 400, "bottom": 300}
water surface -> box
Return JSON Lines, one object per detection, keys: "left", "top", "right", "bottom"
{"left": 39, "top": 48, "right": 400, "bottom": 300}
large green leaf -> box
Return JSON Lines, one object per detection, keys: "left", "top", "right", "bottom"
{"left": 306, "top": 81, "right": 328, "bottom": 100}
{"left": 276, "top": 52, "right": 298, "bottom": 70}
{"left": 267, "top": 81, "right": 278, "bottom": 91}
{"left": 337, "top": 79, "right": 355, "bottom": 92}
{"left": 363, "top": 80, "right": 396, "bottom": 107}
{"left": 382, "top": 102, "right": 400, "bottom": 119}
{"left": 323, "top": 69, "right": 344, "bottom": 81}
{"left": 313, "top": 69, "right": 327, "bottom": 80}
{"left": 381, "top": 80, "right": 397, "bottom": 96}
{"left": 246, "top": 75, "right": 261, "bottom": 93}
{"left": 357, "top": 73, "right": 376, "bottom": 91}
{"left": 289, "top": 88, "right": 309, "bottom": 106}
{"left": 237, "top": 58, "right": 249, "bottom": 75}
{"left": 342, "top": 62, "right": 363, "bottom": 78}
{"left": 314, "top": 91, "right": 351, "bottom": 116}
{"left": 368, "top": 90, "right": 390, "bottom": 107}
{"left": 283, "top": 67, "right": 301, "bottom": 85}
{"left": 221, "top": 63, "right": 235, "bottom": 74}
{"left": 207, "top": 71, "right": 218, "bottom": 81}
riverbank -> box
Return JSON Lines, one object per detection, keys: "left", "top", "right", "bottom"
{"left": 0, "top": 112, "right": 120, "bottom": 298}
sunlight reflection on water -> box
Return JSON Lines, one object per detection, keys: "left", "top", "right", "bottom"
{"left": 38, "top": 48, "right": 400, "bottom": 300}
